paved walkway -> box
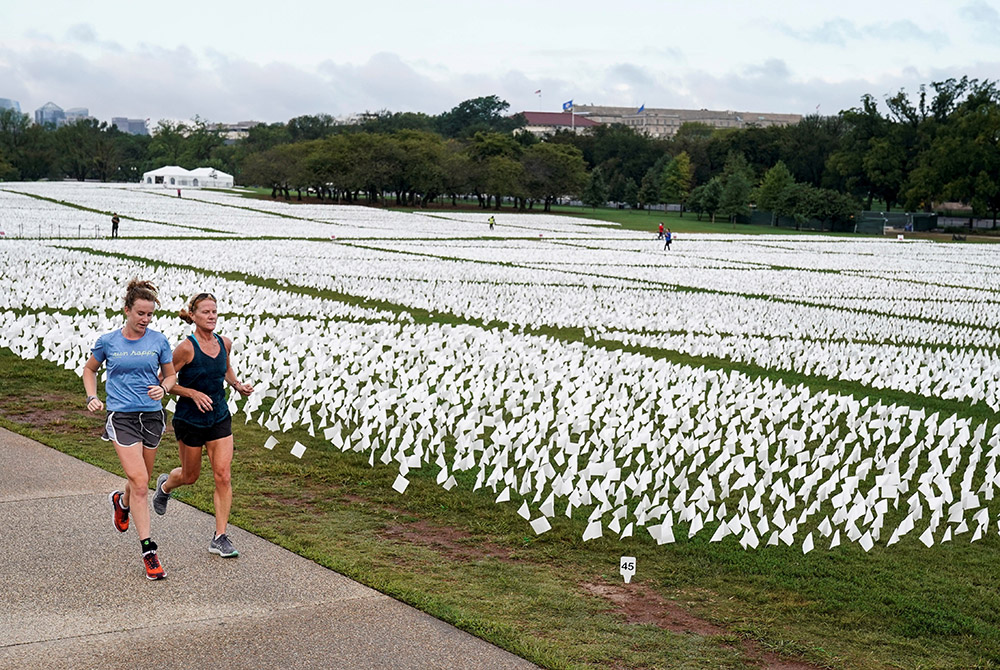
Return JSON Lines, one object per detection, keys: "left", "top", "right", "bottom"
{"left": 0, "top": 427, "right": 537, "bottom": 670}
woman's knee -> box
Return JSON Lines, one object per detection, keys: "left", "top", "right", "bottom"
{"left": 212, "top": 468, "right": 231, "bottom": 489}
{"left": 129, "top": 480, "right": 149, "bottom": 500}
{"left": 180, "top": 471, "right": 201, "bottom": 486}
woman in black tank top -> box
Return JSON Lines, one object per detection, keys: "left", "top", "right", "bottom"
{"left": 152, "top": 293, "right": 254, "bottom": 558}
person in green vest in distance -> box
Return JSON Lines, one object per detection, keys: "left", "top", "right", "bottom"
{"left": 488, "top": 215, "right": 495, "bottom": 231}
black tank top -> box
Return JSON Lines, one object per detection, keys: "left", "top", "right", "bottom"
{"left": 173, "top": 333, "right": 229, "bottom": 427}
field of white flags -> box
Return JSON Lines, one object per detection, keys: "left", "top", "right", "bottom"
{"left": 3, "top": 181, "right": 1000, "bottom": 555}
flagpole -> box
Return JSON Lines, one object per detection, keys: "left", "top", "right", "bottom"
{"left": 572, "top": 107, "right": 575, "bottom": 132}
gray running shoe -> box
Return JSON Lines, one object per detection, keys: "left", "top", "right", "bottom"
{"left": 209, "top": 533, "right": 239, "bottom": 558}
{"left": 152, "top": 473, "right": 170, "bottom": 515}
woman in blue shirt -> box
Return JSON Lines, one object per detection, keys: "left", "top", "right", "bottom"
{"left": 83, "top": 279, "right": 176, "bottom": 580}
{"left": 152, "top": 292, "right": 253, "bottom": 558}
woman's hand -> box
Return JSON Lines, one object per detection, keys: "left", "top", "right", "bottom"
{"left": 190, "top": 390, "right": 214, "bottom": 413}
{"left": 233, "top": 381, "right": 254, "bottom": 397}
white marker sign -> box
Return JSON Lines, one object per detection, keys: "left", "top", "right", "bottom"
{"left": 620, "top": 556, "right": 636, "bottom": 584}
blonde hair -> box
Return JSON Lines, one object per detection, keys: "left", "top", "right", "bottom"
{"left": 179, "top": 292, "right": 216, "bottom": 324}
{"left": 124, "top": 279, "right": 160, "bottom": 310}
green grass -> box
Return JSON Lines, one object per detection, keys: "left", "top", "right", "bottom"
{"left": 3, "top": 347, "right": 1000, "bottom": 670}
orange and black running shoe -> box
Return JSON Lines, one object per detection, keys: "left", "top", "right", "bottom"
{"left": 142, "top": 550, "right": 166, "bottom": 580}
{"left": 109, "top": 490, "right": 129, "bottom": 533}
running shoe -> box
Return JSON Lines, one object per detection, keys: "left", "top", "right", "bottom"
{"left": 142, "top": 549, "right": 166, "bottom": 580}
{"left": 152, "top": 473, "right": 170, "bottom": 515}
{"left": 109, "top": 490, "right": 129, "bottom": 533}
{"left": 209, "top": 533, "right": 239, "bottom": 558}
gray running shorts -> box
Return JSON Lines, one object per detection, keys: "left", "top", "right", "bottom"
{"left": 102, "top": 410, "right": 166, "bottom": 449}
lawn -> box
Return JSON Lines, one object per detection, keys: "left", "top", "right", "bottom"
{"left": 3, "top": 182, "right": 1000, "bottom": 670}
{"left": 3, "top": 348, "right": 998, "bottom": 670}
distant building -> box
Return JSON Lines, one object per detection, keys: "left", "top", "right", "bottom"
{"left": 572, "top": 105, "right": 802, "bottom": 139}
{"left": 141, "top": 165, "right": 234, "bottom": 188}
{"left": 0, "top": 98, "right": 21, "bottom": 113}
{"left": 35, "top": 102, "right": 65, "bottom": 127}
{"left": 517, "top": 111, "right": 601, "bottom": 137}
{"left": 208, "top": 120, "right": 262, "bottom": 144}
{"left": 64, "top": 107, "right": 93, "bottom": 124}
{"left": 112, "top": 117, "right": 149, "bottom": 136}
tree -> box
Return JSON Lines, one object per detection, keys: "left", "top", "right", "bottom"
{"left": 660, "top": 151, "right": 694, "bottom": 216}
{"left": 827, "top": 95, "right": 886, "bottom": 208}
{"left": 668, "top": 122, "right": 715, "bottom": 186}
{"left": 582, "top": 167, "right": 609, "bottom": 209}
{"left": 719, "top": 170, "right": 752, "bottom": 223}
{"left": 521, "top": 142, "right": 588, "bottom": 211}
{"left": 437, "top": 96, "right": 524, "bottom": 138}
{"left": 909, "top": 81, "right": 1000, "bottom": 223}
{"left": 287, "top": 114, "right": 337, "bottom": 142}
{"left": 0, "top": 148, "right": 16, "bottom": 181}
{"left": 755, "top": 161, "right": 796, "bottom": 224}
{"left": 607, "top": 172, "right": 627, "bottom": 205}
{"left": 393, "top": 130, "right": 447, "bottom": 206}
{"left": 484, "top": 155, "right": 526, "bottom": 210}
{"left": 442, "top": 143, "right": 474, "bottom": 206}
{"left": 692, "top": 177, "right": 724, "bottom": 222}
{"left": 361, "top": 110, "right": 436, "bottom": 134}
{"left": 623, "top": 178, "right": 639, "bottom": 209}
{"left": 54, "top": 119, "right": 106, "bottom": 181}
{"left": 111, "top": 129, "right": 152, "bottom": 182}
{"left": 786, "top": 183, "right": 860, "bottom": 229}
{"left": 244, "top": 122, "right": 292, "bottom": 152}
{"left": 637, "top": 167, "right": 660, "bottom": 211}
{"left": 718, "top": 152, "right": 754, "bottom": 222}
{"left": 0, "top": 108, "right": 31, "bottom": 175}
{"left": 148, "top": 120, "right": 188, "bottom": 166}
{"left": 777, "top": 114, "right": 844, "bottom": 188}
{"left": 467, "top": 131, "right": 522, "bottom": 208}
{"left": 241, "top": 143, "right": 305, "bottom": 199}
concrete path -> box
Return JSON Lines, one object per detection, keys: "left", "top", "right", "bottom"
{"left": 0, "top": 427, "right": 537, "bottom": 670}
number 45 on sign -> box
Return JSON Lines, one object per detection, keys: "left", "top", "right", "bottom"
{"left": 620, "top": 556, "right": 636, "bottom": 584}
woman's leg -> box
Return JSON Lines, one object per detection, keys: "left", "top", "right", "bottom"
{"left": 204, "top": 435, "right": 234, "bottom": 536}
{"left": 115, "top": 441, "right": 155, "bottom": 539}
{"left": 163, "top": 440, "right": 203, "bottom": 493}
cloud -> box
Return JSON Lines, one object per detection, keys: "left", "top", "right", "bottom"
{"left": 778, "top": 18, "right": 948, "bottom": 47}
{"left": 743, "top": 59, "right": 791, "bottom": 81}
{"left": 0, "top": 23, "right": 992, "bottom": 127}
{"left": 781, "top": 18, "right": 855, "bottom": 46}
{"left": 606, "top": 63, "right": 656, "bottom": 89}
{"left": 959, "top": 1, "right": 1000, "bottom": 39}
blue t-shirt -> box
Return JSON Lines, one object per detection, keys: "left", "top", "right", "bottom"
{"left": 92, "top": 329, "right": 173, "bottom": 412}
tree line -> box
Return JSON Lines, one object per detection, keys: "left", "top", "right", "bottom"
{"left": 1, "top": 79, "right": 997, "bottom": 222}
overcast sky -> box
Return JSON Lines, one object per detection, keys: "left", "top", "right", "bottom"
{"left": 2, "top": 0, "right": 999, "bottom": 125}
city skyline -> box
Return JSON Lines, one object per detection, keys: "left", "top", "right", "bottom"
{"left": 1, "top": 1, "right": 999, "bottom": 125}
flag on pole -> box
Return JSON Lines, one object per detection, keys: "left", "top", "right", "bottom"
{"left": 562, "top": 100, "right": 573, "bottom": 111}
{"left": 637, "top": 103, "right": 645, "bottom": 114}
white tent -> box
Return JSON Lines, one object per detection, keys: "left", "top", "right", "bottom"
{"left": 189, "top": 167, "right": 234, "bottom": 188}
{"left": 142, "top": 165, "right": 233, "bottom": 188}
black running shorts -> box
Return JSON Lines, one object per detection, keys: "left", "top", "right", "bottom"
{"left": 172, "top": 414, "right": 233, "bottom": 448}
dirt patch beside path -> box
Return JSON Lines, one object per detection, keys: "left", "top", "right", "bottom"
{"left": 582, "top": 581, "right": 830, "bottom": 670}
{"left": 379, "top": 519, "right": 514, "bottom": 563}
